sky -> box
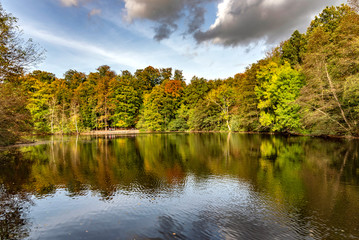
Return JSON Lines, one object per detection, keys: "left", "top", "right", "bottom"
{"left": 3, "top": 0, "right": 346, "bottom": 81}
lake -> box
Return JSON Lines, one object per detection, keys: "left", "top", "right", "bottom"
{"left": 0, "top": 133, "right": 359, "bottom": 239}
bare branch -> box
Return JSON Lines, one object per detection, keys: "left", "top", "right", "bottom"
{"left": 325, "top": 64, "right": 352, "bottom": 131}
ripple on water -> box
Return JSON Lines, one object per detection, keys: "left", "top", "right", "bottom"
{"left": 1, "top": 134, "right": 358, "bottom": 240}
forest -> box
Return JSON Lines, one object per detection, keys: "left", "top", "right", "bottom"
{"left": 0, "top": 3, "right": 359, "bottom": 146}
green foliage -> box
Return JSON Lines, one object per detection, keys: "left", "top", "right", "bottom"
{"left": 134, "top": 66, "right": 160, "bottom": 93}
{"left": 206, "top": 84, "right": 237, "bottom": 130}
{"left": 137, "top": 79, "right": 184, "bottom": 131}
{"left": 0, "top": 4, "right": 43, "bottom": 82}
{"left": 183, "top": 77, "right": 210, "bottom": 107}
{"left": 26, "top": 79, "right": 51, "bottom": 133}
{"left": 110, "top": 75, "right": 140, "bottom": 128}
{"left": 307, "top": 4, "right": 352, "bottom": 34}
{"left": 188, "top": 102, "right": 221, "bottom": 131}
{"left": 281, "top": 30, "right": 307, "bottom": 66}
{"left": 230, "top": 60, "right": 270, "bottom": 131}
{"left": 256, "top": 62, "right": 305, "bottom": 132}
{"left": 300, "top": 9, "right": 359, "bottom": 135}
{"left": 168, "top": 118, "right": 188, "bottom": 131}
{"left": 2, "top": 3, "right": 359, "bottom": 139}
{"left": 0, "top": 84, "right": 31, "bottom": 145}
{"left": 0, "top": 4, "right": 44, "bottom": 145}
{"left": 168, "top": 104, "right": 189, "bottom": 131}
{"left": 138, "top": 89, "right": 164, "bottom": 131}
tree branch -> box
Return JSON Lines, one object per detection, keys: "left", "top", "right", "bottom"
{"left": 325, "top": 64, "right": 352, "bottom": 131}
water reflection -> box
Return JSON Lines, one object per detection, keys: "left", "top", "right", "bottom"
{"left": 0, "top": 150, "right": 33, "bottom": 239}
{"left": 0, "top": 133, "right": 359, "bottom": 239}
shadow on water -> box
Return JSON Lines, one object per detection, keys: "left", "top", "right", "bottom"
{"left": 0, "top": 133, "right": 359, "bottom": 239}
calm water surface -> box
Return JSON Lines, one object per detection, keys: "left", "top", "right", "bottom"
{"left": 1, "top": 133, "right": 359, "bottom": 239}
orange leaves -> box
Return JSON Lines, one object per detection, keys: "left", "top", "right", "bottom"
{"left": 164, "top": 80, "right": 184, "bottom": 98}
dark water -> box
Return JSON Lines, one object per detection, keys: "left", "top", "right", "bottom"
{"left": 1, "top": 133, "right": 359, "bottom": 240}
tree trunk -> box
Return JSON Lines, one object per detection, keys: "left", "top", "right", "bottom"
{"left": 105, "top": 96, "right": 108, "bottom": 131}
{"left": 50, "top": 97, "right": 55, "bottom": 133}
{"left": 227, "top": 119, "right": 231, "bottom": 131}
{"left": 62, "top": 103, "right": 65, "bottom": 135}
{"left": 75, "top": 114, "right": 78, "bottom": 134}
{"left": 325, "top": 64, "right": 352, "bottom": 131}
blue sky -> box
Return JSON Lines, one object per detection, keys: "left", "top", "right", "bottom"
{"left": 3, "top": 0, "right": 345, "bottom": 81}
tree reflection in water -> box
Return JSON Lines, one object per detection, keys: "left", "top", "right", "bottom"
{"left": 0, "top": 150, "right": 33, "bottom": 239}
{"left": 0, "top": 133, "right": 358, "bottom": 239}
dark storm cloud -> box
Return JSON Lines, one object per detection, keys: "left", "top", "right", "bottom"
{"left": 153, "top": 22, "right": 178, "bottom": 41}
{"left": 124, "top": 0, "right": 216, "bottom": 40}
{"left": 123, "top": 0, "right": 345, "bottom": 45}
{"left": 124, "top": 0, "right": 184, "bottom": 22}
{"left": 186, "top": 2, "right": 207, "bottom": 34}
{"left": 62, "top": 0, "right": 345, "bottom": 46}
{"left": 194, "top": 0, "right": 345, "bottom": 46}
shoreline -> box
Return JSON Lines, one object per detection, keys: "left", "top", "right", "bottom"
{"left": 80, "top": 130, "right": 140, "bottom": 135}
{"left": 1, "top": 130, "right": 359, "bottom": 149}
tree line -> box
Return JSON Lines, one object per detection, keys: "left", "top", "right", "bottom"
{"left": 1, "top": 3, "right": 359, "bottom": 145}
